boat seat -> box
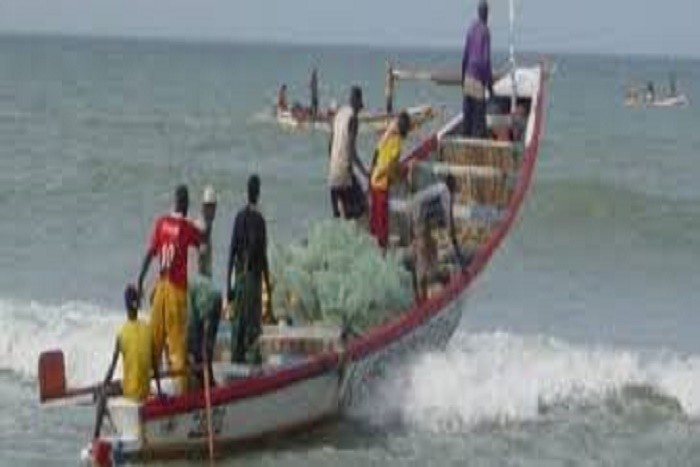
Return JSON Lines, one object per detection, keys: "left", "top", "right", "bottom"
{"left": 418, "top": 160, "right": 509, "bottom": 179}
{"left": 438, "top": 137, "right": 521, "bottom": 170}
{"left": 259, "top": 324, "right": 342, "bottom": 367}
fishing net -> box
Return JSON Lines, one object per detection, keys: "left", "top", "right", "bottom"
{"left": 269, "top": 220, "right": 413, "bottom": 333}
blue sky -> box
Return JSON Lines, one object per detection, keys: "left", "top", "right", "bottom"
{"left": 0, "top": 0, "right": 697, "bottom": 57}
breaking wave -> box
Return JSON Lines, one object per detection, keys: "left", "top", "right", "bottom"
{"left": 361, "top": 331, "right": 700, "bottom": 431}
{"left": 0, "top": 298, "right": 120, "bottom": 387}
{"left": 2, "top": 296, "right": 700, "bottom": 426}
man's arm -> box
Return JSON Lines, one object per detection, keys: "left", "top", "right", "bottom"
{"left": 136, "top": 250, "right": 154, "bottom": 308}
{"left": 94, "top": 338, "right": 120, "bottom": 439}
{"left": 348, "top": 115, "right": 368, "bottom": 179}
{"left": 485, "top": 29, "right": 494, "bottom": 95}
{"left": 225, "top": 216, "right": 238, "bottom": 301}
{"left": 328, "top": 126, "right": 334, "bottom": 159}
{"left": 103, "top": 338, "right": 120, "bottom": 386}
{"left": 461, "top": 30, "right": 470, "bottom": 82}
{"left": 262, "top": 218, "right": 271, "bottom": 296}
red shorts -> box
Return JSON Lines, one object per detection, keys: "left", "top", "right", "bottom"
{"left": 369, "top": 188, "right": 389, "bottom": 249}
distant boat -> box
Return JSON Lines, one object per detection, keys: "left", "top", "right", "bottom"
{"left": 275, "top": 104, "right": 436, "bottom": 133}
{"left": 625, "top": 93, "right": 690, "bottom": 108}
{"left": 649, "top": 94, "right": 689, "bottom": 108}
{"left": 625, "top": 75, "right": 690, "bottom": 108}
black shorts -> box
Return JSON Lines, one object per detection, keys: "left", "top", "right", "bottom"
{"left": 330, "top": 186, "right": 350, "bottom": 218}
{"left": 331, "top": 175, "right": 367, "bottom": 220}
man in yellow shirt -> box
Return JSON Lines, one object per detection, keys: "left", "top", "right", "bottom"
{"left": 94, "top": 284, "right": 161, "bottom": 439}
{"left": 369, "top": 111, "right": 411, "bottom": 249}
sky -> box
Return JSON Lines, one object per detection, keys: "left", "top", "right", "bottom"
{"left": 0, "top": 0, "right": 697, "bottom": 58}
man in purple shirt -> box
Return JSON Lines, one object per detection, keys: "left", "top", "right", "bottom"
{"left": 461, "top": 0, "right": 494, "bottom": 138}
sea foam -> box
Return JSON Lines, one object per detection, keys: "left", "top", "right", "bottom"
{"left": 361, "top": 331, "right": 700, "bottom": 431}
{"left": 0, "top": 298, "right": 121, "bottom": 387}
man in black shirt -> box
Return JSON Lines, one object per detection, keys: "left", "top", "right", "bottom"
{"left": 226, "top": 175, "right": 272, "bottom": 363}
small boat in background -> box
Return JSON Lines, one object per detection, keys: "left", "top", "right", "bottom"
{"left": 625, "top": 75, "right": 690, "bottom": 108}
{"left": 275, "top": 104, "right": 436, "bottom": 133}
{"left": 649, "top": 94, "right": 689, "bottom": 108}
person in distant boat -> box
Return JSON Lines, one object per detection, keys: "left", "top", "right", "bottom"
{"left": 646, "top": 81, "right": 655, "bottom": 103}
{"left": 669, "top": 73, "right": 677, "bottom": 97}
{"left": 187, "top": 186, "right": 222, "bottom": 389}
{"left": 461, "top": 0, "right": 494, "bottom": 138}
{"left": 310, "top": 68, "right": 319, "bottom": 120}
{"left": 136, "top": 184, "right": 203, "bottom": 394}
{"left": 328, "top": 85, "right": 369, "bottom": 219}
{"left": 625, "top": 85, "right": 639, "bottom": 106}
{"left": 385, "top": 60, "right": 395, "bottom": 114}
{"left": 226, "top": 175, "right": 273, "bottom": 364}
{"left": 369, "top": 111, "right": 411, "bottom": 249}
{"left": 94, "top": 284, "right": 161, "bottom": 439}
{"left": 277, "top": 84, "right": 289, "bottom": 112}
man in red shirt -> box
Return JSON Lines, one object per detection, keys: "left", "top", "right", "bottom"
{"left": 137, "top": 184, "right": 202, "bottom": 394}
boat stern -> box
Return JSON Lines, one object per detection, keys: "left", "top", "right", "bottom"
{"left": 81, "top": 398, "right": 143, "bottom": 466}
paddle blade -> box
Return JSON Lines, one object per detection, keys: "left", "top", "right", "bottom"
{"left": 38, "top": 350, "right": 67, "bottom": 403}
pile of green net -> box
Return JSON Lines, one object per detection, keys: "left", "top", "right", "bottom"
{"left": 269, "top": 220, "right": 413, "bottom": 333}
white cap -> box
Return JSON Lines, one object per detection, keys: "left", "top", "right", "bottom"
{"left": 202, "top": 185, "right": 217, "bottom": 204}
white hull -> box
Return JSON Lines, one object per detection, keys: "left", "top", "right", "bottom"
{"left": 626, "top": 94, "right": 690, "bottom": 108}
{"left": 651, "top": 94, "right": 689, "bottom": 108}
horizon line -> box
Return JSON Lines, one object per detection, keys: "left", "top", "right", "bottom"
{"left": 0, "top": 29, "right": 697, "bottom": 62}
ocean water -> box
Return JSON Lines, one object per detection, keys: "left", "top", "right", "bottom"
{"left": 1, "top": 34, "right": 700, "bottom": 466}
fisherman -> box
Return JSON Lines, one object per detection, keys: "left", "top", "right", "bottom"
{"left": 669, "top": 73, "right": 677, "bottom": 97}
{"left": 646, "top": 81, "right": 655, "bottom": 103}
{"left": 328, "top": 86, "right": 369, "bottom": 219}
{"left": 310, "top": 68, "right": 319, "bottom": 120}
{"left": 461, "top": 0, "right": 494, "bottom": 138}
{"left": 403, "top": 164, "right": 467, "bottom": 302}
{"left": 136, "top": 184, "right": 203, "bottom": 394}
{"left": 277, "top": 84, "right": 289, "bottom": 112}
{"left": 94, "top": 284, "right": 161, "bottom": 439}
{"left": 369, "top": 111, "right": 411, "bottom": 249}
{"left": 226, "top": 175, "right": 273, "bottom": 364}
{"left": 187, "top": 186, "right": 222, "bottom": 389}
{"left": 385, "top": 60, "right": 395, "bottom": 114}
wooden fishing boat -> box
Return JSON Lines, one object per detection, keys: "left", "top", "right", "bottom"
{"left": 276, "top": 104, "right": 436, "bottom": 132}
{"left": 38, "top": 64, "right": 547, "bottom": 465}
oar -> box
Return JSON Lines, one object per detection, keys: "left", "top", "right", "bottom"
{"left": 392, "top": 68, "right": 462, "bottom": 86}
{"left": 37, "top": 349, "right": 190, "bottom": 404}
{"left": 38, "top": 350, "right": 97, "bottom": 403}
{"left": 202, "top": 331, "right": 216, "bottom": 465}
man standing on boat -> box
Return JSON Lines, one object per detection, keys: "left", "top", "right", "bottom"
{"left": 328, "top": 85, "right": 369, "bottom": 219}
{"left": 226, "top": 175, "right": 273, "bottom": 364}
{"left": 187, "top": 186, "right": 222, "bottom": 388}
{"left": 369, "top": 111, "right": 411, "bottom": 249}
{"left": 461, "top": 0, "right": 494, "bottom": 138}
{"left": 277, "top": 84, "right": 289, "bottom": 113}
{"left": 310, "top": 68, "right": 319, "bottom": 120}
{"left": 136, "top": 184, "right": 203, "bottom": 394}
{"left": 385, "top": 60, "right": 395, "bottom": 114}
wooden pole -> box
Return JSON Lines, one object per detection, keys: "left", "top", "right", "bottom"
{"left": 202, "top": 331, "right": 215, "bottom": 465}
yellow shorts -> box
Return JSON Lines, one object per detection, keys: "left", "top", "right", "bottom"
{"left": 150, "top": 279, "right": 188, "bottom": 394}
